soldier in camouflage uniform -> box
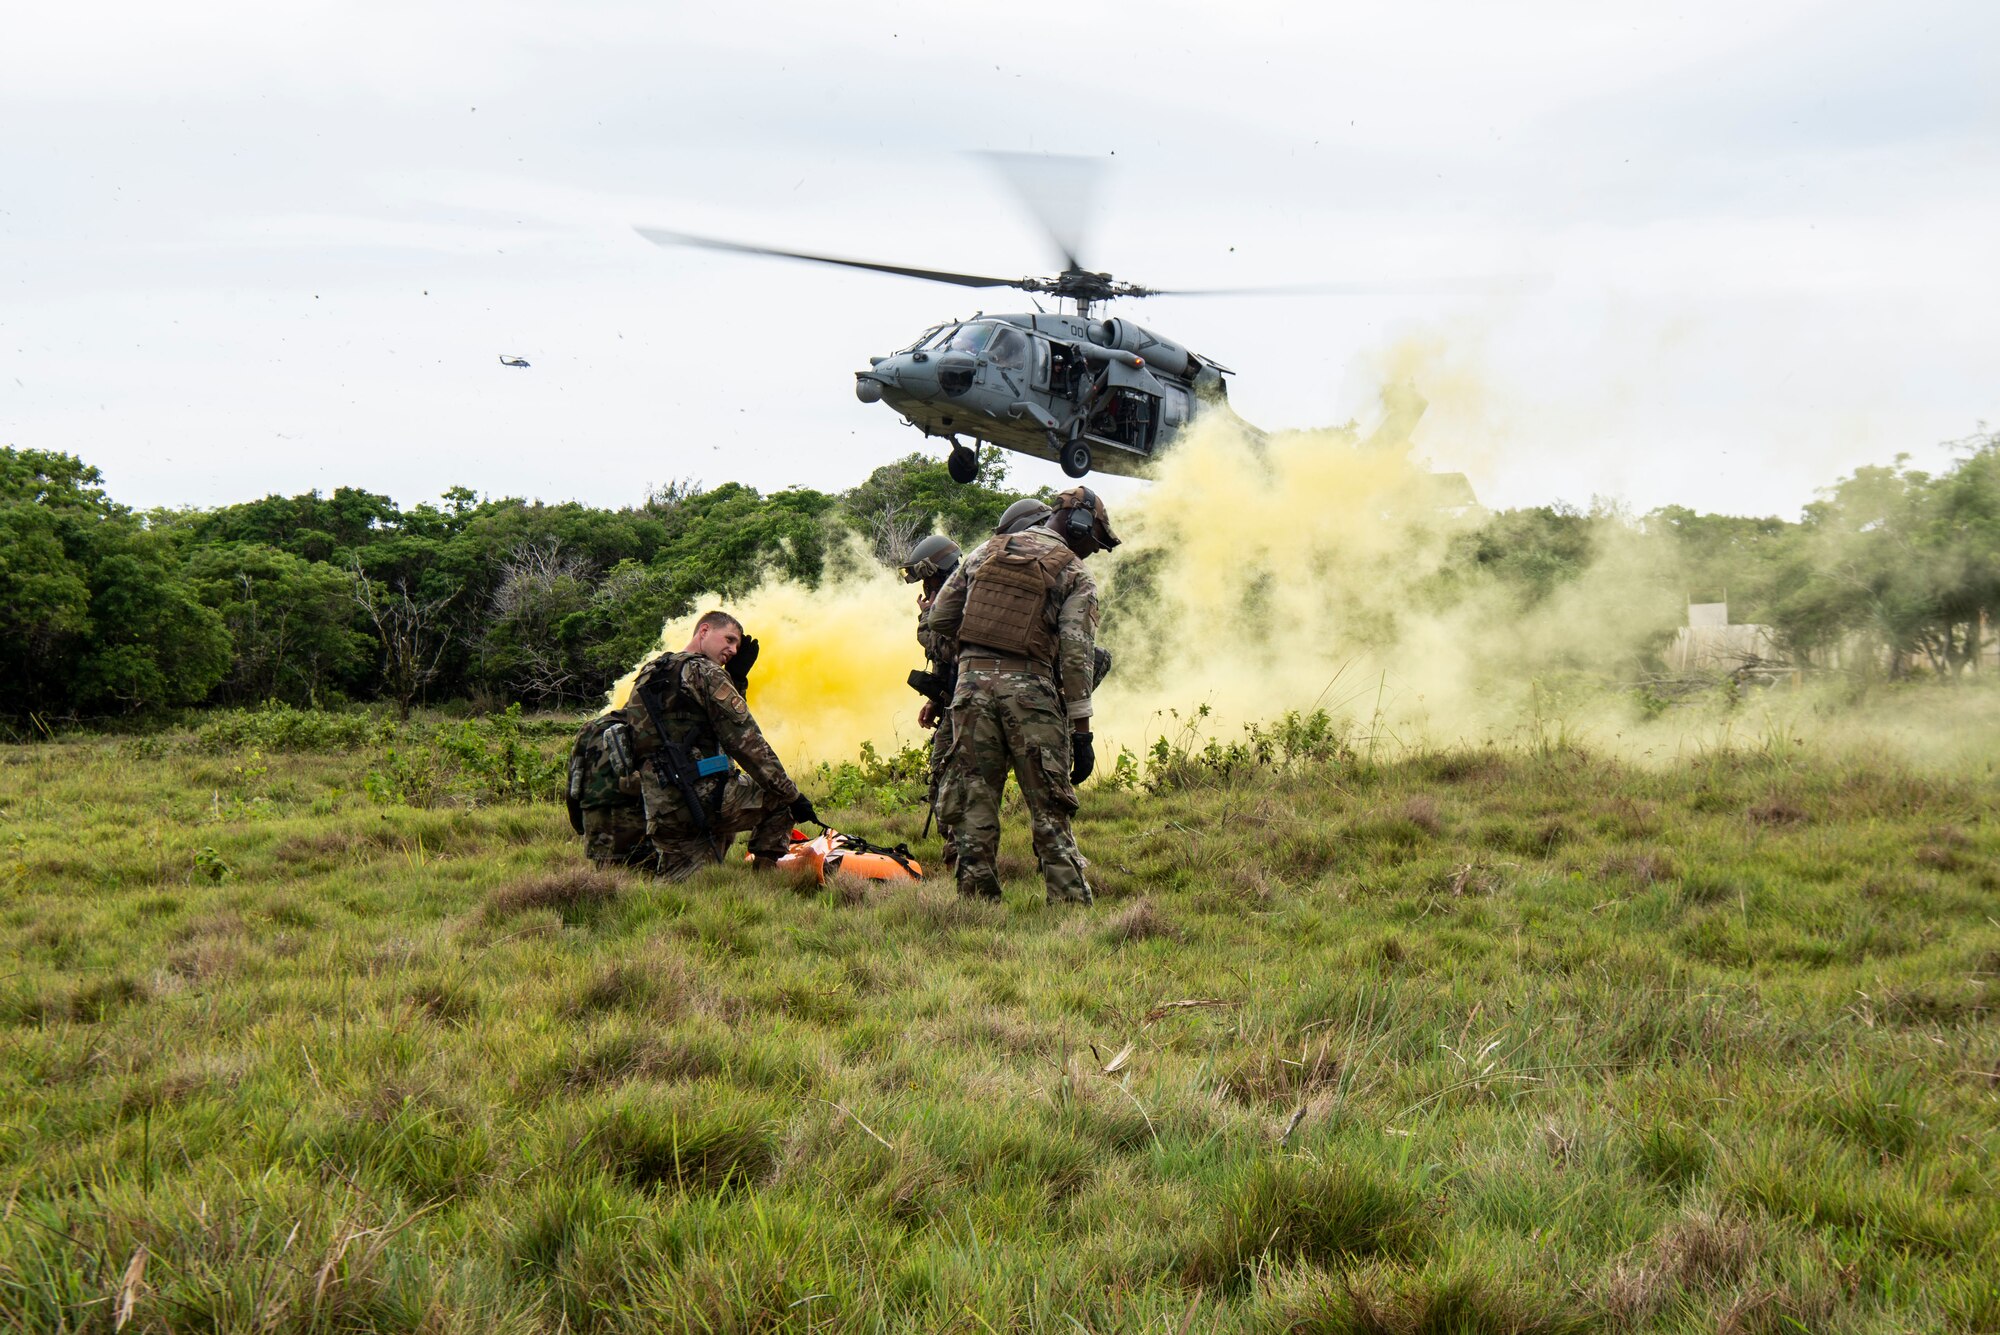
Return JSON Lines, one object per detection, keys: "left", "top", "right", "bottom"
{"left": 901, "top": 535, "right": 962, "bottom": 863}
{"left": 583, "top": 610, "right": 820, "bottom": 879}
{"left": 925, "top": 488, "right": 1119, "bottom": 904}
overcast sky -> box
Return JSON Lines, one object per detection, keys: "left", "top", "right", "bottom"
{"left": 4, "top": 0, "right": 1995, "bottom": 519}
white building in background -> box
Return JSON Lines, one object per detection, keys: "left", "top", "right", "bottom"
{"left": 1667, "top": 600, "right": 1784, "bottom": 674}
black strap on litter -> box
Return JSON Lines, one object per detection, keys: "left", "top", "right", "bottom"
{"left": 831, "top": 831, "right": 922, "bottom": 878}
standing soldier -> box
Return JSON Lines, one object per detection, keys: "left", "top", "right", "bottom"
{"left": 925, "top": 488, "right": 1119, "bottom": 904}
{"left": 900, "top": 535, "right": 963, "bottom": 863}
{"left": 583, "top": 610, "right": 820, "bottom": 879}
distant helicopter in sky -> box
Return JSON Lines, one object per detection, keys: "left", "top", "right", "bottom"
{"left": 498, "top": 354, "right": 531, "bottom": 368}
{"left": 640, "top": 154, "right": 1499, "bottom": 484}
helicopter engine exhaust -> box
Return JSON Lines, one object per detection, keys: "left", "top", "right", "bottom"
{"left": 1093, "top": 318, "right": 1194, "bottom": 378}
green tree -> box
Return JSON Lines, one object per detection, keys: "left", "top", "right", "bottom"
{"left": 481, "top": 539, "right": 599, "bottom": 705}
{"left": 1, "top": 449, "right": 230, "bottom": 717}
{"left": 186, "top": 544, "right": 374, "bottom": 705}
{"left": 73, "top": 541, "right": 232, "bottom": 711}
{"left": 1441, "top": 505, "right": 1598, "bottom": 607}
{"left": 840, "top": 449, "right": 1020, "bottom": 563}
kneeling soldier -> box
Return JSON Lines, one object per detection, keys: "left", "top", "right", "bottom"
{"left": 587, "top": 609, "right": 819, "bottom": 879}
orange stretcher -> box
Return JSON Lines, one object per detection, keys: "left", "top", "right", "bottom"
{"left": 746, "top": 827, "right": 923, "bottom": 883}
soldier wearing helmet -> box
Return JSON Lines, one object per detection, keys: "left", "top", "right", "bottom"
{"left": 992, "top": 497, "right": 1053, "bottom": 536}
{"left": 901, "top": 534, "right": 963, "bottom": 860}
{"left": 923, "top": 487, "right": 1120, "bottom": 904}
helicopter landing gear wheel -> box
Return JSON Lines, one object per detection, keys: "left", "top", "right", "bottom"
{"left": 1059, "top": 439, "right": 1092, "bottom": 479}
{"left": 946, "top": 445, "right": 979, "bottom": 485}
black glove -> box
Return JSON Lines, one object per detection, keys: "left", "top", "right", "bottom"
{"left": 789, "top": 793, "right": 820, "bottom": 827}
{"left": 1070, "top": 731, "right": 1095, "bottom": 785}
{"left": 726, "top": 634, "right": 759, "bottom": 695}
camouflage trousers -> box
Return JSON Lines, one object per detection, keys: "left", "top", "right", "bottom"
{"left": 640, "top": 769, "right": 797, "bottom": 883}
{"left": 581, "top": 799, "right": 650, "bottom": 868}
{"left": 943, "top": 668, "right": 1091, "bottom": 905}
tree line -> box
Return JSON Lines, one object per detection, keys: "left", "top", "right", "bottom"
{"left": 0, "top": 445, "right": 1020, "bottom": 723}
{"left": 1454, "top": 430, "right": 1999, "bottom": 677}
{"left": 4, "top": 429, "right": 1995, "bottom": 724}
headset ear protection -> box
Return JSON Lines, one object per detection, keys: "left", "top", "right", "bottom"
{"left": 1063, "top": 488, "right": 1100, "bottom": 549}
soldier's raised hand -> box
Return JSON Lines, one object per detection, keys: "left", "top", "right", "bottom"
{"left": 727, "top": 634, "right": 759, "bottom": 694}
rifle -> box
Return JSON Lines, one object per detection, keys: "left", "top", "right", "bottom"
{"left": 633, "top": 668, "right": 729, "bottom": 864}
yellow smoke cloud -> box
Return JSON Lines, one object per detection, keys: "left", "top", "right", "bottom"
{"left": 605, "top": 351, "right": 2000, "bottom": 773}
{"left": 606, "top": 556, "right": 930, "bottom": 765}
{"left": 605, "top": 398, "right": 1505, "bottom": 768}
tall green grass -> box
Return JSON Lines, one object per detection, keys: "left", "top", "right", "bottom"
{"left": 0, "top": 718, "right": 1994, "bottom": 1331}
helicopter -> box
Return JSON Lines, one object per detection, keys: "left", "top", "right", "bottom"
{"left": 639, "top": 155, "right": 1491, "bottom": 484}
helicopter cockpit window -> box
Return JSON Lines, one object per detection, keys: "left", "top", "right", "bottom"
{"left": 986, "top": 327, "right": 1028, "bottom": 371}
{"left": 902, "top": 326, "right": 950, "bottom": 353}
{"left": 942, "top": 322, "right": 996, "bottom": 355}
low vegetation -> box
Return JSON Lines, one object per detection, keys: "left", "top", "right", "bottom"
{"left": 1, "top": 709, "right": 1996, "bottom": 1332}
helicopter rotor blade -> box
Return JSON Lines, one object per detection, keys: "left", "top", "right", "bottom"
{"left": 975, "top": 152, "right": 1103, "bottom": 273}
{"left": 1143, "top": 275, "right": 1547, "bottom": 298}
{"left": 635, "top": 228, "right": 1021, "bottom": 290}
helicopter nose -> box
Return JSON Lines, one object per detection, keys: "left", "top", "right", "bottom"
{"left": 862, "top": 352, "right": 938, "bottom": 402}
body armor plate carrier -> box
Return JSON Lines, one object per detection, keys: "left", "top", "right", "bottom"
{"left": 956, "top": 535, "right": 1071, "bottom": 669}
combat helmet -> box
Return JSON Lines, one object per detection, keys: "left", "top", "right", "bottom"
{"left": 994, "top": 497, "right": 1053, "bottom": 535}
{"left": 1050, "top": 486, "right": 1122, "bottom": 555}
{"left": 899, "top": 534, "right": 961, "bottom": 584}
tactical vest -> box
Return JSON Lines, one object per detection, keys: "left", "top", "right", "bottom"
{"left": 956, "top": 533, "right": 1074, "bottom": 669}
{"left": 625, "top": 651, "right": 719, "bottom": 760}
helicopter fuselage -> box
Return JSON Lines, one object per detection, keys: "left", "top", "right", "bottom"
{"left": 853, "top": 311, "right": 1230, "bottom": 480}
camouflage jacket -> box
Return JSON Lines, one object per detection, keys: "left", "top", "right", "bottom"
{"left": 616, "top": 651, "right": 800, "bottom": 802}
{"left": 916, "top": 599, "right": 952, "bottom": 669}
{"left": 925, "top": 525, "right": 1100, "bottom": 723}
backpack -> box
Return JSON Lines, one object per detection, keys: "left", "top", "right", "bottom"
{"left": 564, "top": 713, "right": 640, "bottom": 834}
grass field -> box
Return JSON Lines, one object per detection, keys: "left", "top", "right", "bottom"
{"left": 1, "top": 710, "right": 1996, "bottom": 1332}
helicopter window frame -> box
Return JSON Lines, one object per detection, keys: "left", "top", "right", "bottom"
{"left": 941, "top": 322, "right": 998, "bottom": 355}
{"left": 903, "top": 325, "right": 951, "bottom": 353}
{"left": 985, "top": 325, "right": 1030, "bottom": 374}
{"left": 1028, "top": 336, "right": 1051, "bottom": 390}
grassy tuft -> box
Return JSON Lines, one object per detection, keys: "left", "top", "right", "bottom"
{"left": 576, "top": 1094, "right": 781, "bottom": 1194}
{"left": 1186, "top": 1156, "right": 1432, "bottom": 1287}
{"left": 485, "top": 867, "right": 623, "bottom": 921}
